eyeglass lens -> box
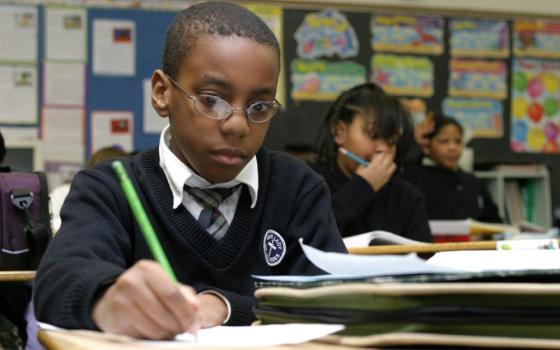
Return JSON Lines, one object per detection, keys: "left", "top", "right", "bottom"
{"left": 195, "top": 94, "right": 277, "bottom": 123}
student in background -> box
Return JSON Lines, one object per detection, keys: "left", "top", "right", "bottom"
{"left": 50, "top": 145, "right": 129, "bottom": 234}
{"left": 309, "top": 83, "right": 432, "bottom": 242}
{"left": 34, "top": 2, "right": 345, "bottom": 340}
{"left": 404, "top": 114, "right": 501, "bottom": 222}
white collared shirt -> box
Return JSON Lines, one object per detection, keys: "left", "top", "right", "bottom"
{"left": 158, "top": 125, "right": 259, "bottom": 225}
{"left": 158, "top": 125, "right": 259, "bottom": 324}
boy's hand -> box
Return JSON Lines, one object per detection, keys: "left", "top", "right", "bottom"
{"left": 356, "top": 152, "right": 396, "bottom": 192}
{"left": 92, "top": 260, "right": 200, "bottom": 340}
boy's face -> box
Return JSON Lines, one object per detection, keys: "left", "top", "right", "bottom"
{"left": 154, "top": 36, "right": 279, "bottom": 183}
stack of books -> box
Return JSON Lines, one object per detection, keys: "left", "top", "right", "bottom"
{"left": 253, "top": 240, "right": 560, "bottom": 349}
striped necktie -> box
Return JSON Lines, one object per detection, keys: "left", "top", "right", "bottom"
{"left": 184, "top": 185, "right": 240, "bottom": 240}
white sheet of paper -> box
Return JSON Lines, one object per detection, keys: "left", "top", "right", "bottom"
{"left": 0, "top": 5, "right": 38, "bottom": 62}
{"left": 298, "top": 239, "right": 461, "bottom": 276}
{"left": 143, "top": 324, "right": 344, "bottom": 348}
{"left": 93, "top": 19, "right": 135, "bottom": 76}
{"left": 427, "top": 250, "right": 560, "bottom": 272}
{"left": 0, "top": 64, "right": 37, "bottom": 124}
{"left": 44, "top": 62, "right": 85, "bottom": 106}
{"left": 43, "top": 107, "right": 84, "bottom": 163}
{"left": 38, "top": 322, "right": 343, "bottom": 348}
{"left": 143, "top": 79, "right": 168, "bottom": 133}
{"left": 45, "top": 7, "right": 86, "bottom": 61}
{"left": 90, "top": 110, "right": 133, "bottom": 154}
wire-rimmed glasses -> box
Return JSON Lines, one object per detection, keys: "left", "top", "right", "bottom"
{"left": 166, "top": 74, "right": 280, "bottom": 124}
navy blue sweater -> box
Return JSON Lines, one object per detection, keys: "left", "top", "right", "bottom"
{"left": 35, "top": 148, "right": 345, "bottom": 329}
{"left": 309, "top": 161, "right": 432, "bottom": 243}
{"left": 404, "top": 165, "right": 501, "bottom": 222}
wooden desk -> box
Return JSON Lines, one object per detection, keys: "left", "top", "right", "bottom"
{"left": 38, "top": 329, "right": 359, "bottom": 350}
{"left": 38, "top": 328, "right": 560, "bottom": 349}
{"left": 0, "top": 270, "right": 35, "bottom": 281}
{"left": 349, "top": 240, "right": 509, "bottom": 255}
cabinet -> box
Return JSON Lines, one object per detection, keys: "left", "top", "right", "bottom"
{"left": 475, "top": 165, "right": 551, "bottom": 229}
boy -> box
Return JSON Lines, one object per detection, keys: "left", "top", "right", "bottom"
{"left": 34, "top": 1, "right": 345, "bottom": 340}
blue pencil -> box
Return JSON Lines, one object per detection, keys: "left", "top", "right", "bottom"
{"left": 339, "top": 147, "right": 369, "bottom": 166}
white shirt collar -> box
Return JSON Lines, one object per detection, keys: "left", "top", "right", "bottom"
{"left": 158, "top": 125, "right": 259, "bottom": 209}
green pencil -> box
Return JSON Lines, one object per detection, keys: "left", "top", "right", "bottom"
{"left": 111, "top": 160, "right": 177, "bottom": 282}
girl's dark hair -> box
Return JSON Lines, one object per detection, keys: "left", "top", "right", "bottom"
{"left": 315, "top": 82, "right": 414, "bottom": 166}
{"left": 426, "top": 114, "right": 464, "bottom": 140}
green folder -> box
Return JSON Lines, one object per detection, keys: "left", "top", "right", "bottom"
{"left": 255, "top": 282, "right": 560, "bottom": 340}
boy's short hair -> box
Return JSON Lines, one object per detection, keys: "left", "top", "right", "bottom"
{"left": 163, "top": 1, "right": 280, "bottom": 79}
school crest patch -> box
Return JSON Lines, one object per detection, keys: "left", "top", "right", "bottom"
{"left": 263, "top": 230, "right": 286, "bottom": 266}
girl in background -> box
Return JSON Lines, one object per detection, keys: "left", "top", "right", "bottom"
{"left": 404, "top": 114, "right": 501, "bottom": 222}
{"left": 309, "top": 83, "right": 432, "bottom": 242}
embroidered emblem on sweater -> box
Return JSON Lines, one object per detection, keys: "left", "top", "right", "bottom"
{"left": 263, "top": 230, "right": 286, "bottom": 266}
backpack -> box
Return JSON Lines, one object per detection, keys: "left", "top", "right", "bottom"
{"left": 0, "top": 171, "right": 51, "bottom": 270}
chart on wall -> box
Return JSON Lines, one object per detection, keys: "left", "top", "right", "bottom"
{"left": 290, "top": 8, "right": 365, "bottom": 101}
{"left": 511, "top": 59, "right": 560, "bottom": 153}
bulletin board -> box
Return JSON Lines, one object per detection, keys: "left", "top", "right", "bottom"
{"left": 86, "top": 8, "right": 175, "bottom": 157}
{"left": 267, "top": 7, "right": 560, "bottom": 176}
{"left": 1, "top": 2, "right": 560, "bottom": 212}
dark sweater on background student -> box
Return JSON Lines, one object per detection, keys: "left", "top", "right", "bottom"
{"left": 309, "top": 161, "right": 433, "bottom": 242}
{"left": 35, "top": 148, "right": 346, "bottom": 330}
{"left": 404, "top": 165, "right": 501, "bottom": 222}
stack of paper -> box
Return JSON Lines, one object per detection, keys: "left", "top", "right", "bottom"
{"left": 253, "top": 240, "right": 560, "bottom": 348}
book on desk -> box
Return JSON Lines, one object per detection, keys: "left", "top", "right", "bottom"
{"left": 253, "top": 240, "right": 560, "bottom": 349}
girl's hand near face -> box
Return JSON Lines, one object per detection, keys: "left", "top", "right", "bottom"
{"left": 355, "top": 152, "right": 396, "bottom": 192}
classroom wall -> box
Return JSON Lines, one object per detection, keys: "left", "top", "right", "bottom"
{"left": 262, "top": 1, "right": 560, "bottom": 227}
{"left": 271, "top": 0, "right": 560, "bottom": 17}
{"left": 1, "top": 0, "right": 560, "bottom": 225}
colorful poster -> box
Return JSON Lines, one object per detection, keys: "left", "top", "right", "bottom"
{"left": 295, "top": 9, "right": 358, "bottom": 59}
{"left": 371, "top": 54, "right": 433, "bottom": 97}
{"left": 449, "top": 19, "right": 509, "bottom": 58}
{"left": 513, "top": 19, "right": 560, "bottom": 59}
{"left": 243, "top": 3, "right": 285, "bottom": 106}
{"left": 442, "top": 98, "right": 503, "bottom": 138}
{"left": 290, "top": 59, "right": 365, "bottom": 101}
{"left": 371, "top": 14, "right": 443, "bottom": 55}
{"left": 448, "top": 59, "right": 507, "bottom": 100}
{"left": 511, "top": 59, "right": 560, "bottom": 153}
